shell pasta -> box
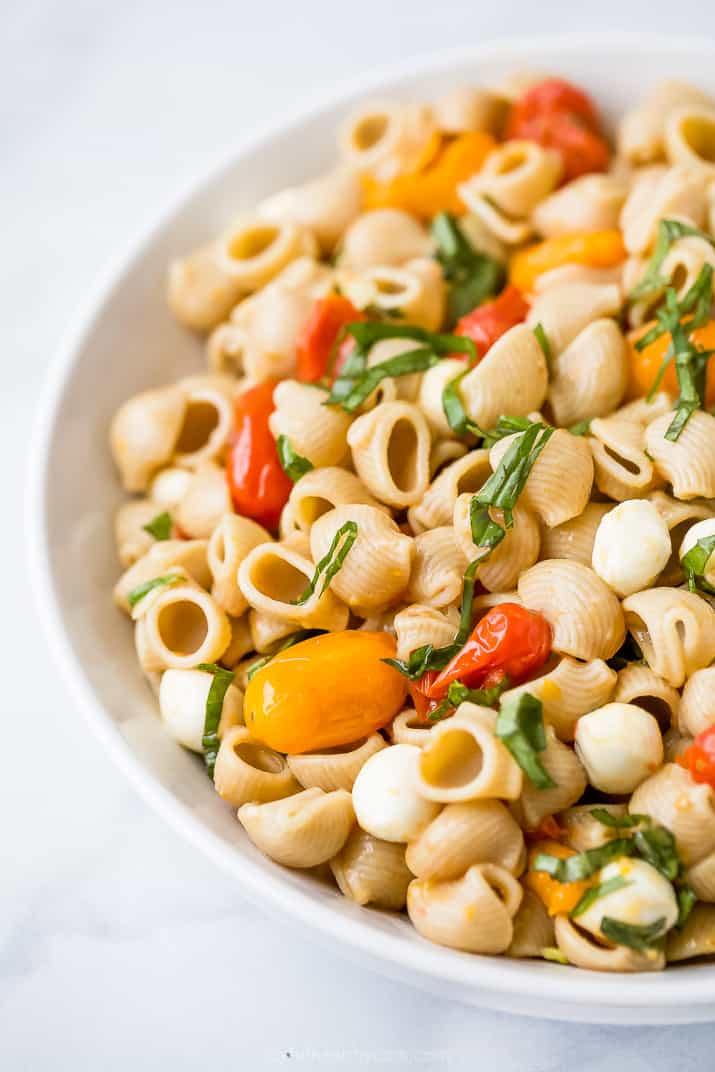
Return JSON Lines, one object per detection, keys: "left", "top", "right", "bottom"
{"left": 108, "top": 70, "right": 715, "bottom": 973}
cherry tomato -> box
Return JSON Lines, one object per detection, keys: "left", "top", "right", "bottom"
{"left": 677, "top": 724, "right": 715, "bottom": 788}
{"left": 424, "top": 602, "right": 552, "bottom": 699}
{"left": 295, "top": 294, "right": 365, "bottom": 383}
{"left": 506, "top": 78, "right": 610, "bottom": 183}
{"left": 453, "top": 285, "right": 529, "bottom": 358}
{"left": 225, "top": 380, "right": 292, "bottom": 530}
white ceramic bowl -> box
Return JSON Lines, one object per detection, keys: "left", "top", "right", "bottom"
{"left": 29, "top": 32, "right": 715, "bottom": 1023}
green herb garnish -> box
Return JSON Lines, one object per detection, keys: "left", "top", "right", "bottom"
{"left": 276, "top": 435, "right": 313, "bottom": 482}
{"left": 533, "top": 839, "right": 635, "bottom": 883}
{"left": 568, "top": 419, "right": 592, "bottom": 437}
{"left": 676, "top": 884, "right": 697, "bottom": 929}
{"left": 427, "top": 677, "right": 511, "bottom": 722}
{"left": 142, "top": 511, "right": 173, "bottom": 541}
{"left": 495, "top": 693, "right": 556, "bottom": 790}
{"left": 570, "top": 876, "right": 631, "bottom": 918}
{"left": 482, "top": 415, "right": 534, "bottom": 448}
{"left": 633, "top": 825, "right": 680, "bottom": 882}
{"left": 127, "top": 572, "right": 183, "bottom": 609}
{"left": 292, "top": 520, "right": 357, "bottom": 604}
{"left": 628, "top": 218, "right": 715, "bottom": 304}
{"left": 432, "top": 211, "right": 506, "bottom": 326}
{"left": 682, "top": 535, "right": 715, "bottom": 595}
{"left": 600, "top": 916, "right": 667, "bottom": 951}
{"left": 246, "top": 629, "right": 325, "bottom": 681}
{"left": 590, "top": 808, "right": 650, "bottom": 830}
{"left": 533, "top": 322, "right": 553, "bottom": 378}
{"left": 442, "top": 366, "right": 485, "bottom": 439}
{"left": 197, "top": 662, "right": 236, "bottom": 779}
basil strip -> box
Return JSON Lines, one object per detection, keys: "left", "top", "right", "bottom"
{"left": 568, "top": 419, "right": 592, "bottom": 437}
{"left": 338, "top": 347, "right": 440, "bottom": 412}
{"left": 276, "top": 435, "right": 313, "bottom": 482}
{"left": 127, "top": 572, "right": 183, "bottom": 608}
{"left": 292, "top": 521, "right": 357, "bottom": 604}
{"left": 197, "top": 662, "right": 236, "bottom": 779}
{"left": 633, "top": 825, "right": 680, "bottom": 882}
{"left": 533, "top": 838, "right": 636, "bottom": 883}
{"left": 428, "top": 677, "right": 511, "bottom": 723}
{"left": 570, "top": 876, "right": 631, "bottom": 918}
{"left": 533, "top": 322, "right": 553, "bottom": 378}
{"left": 142, "top": 511, "right": 173, "bottom": 541}
{"left": 246, "top": 629, "right": 325, "bottom": 681}
{"left": 495, "top": 693, "right": 555, "bottom": 789}
{"left": 384, "top": 558, "right": 480, "bottom": 679}
{"left": 590, "top": 808, "right": 650, "bottom": 830}
{"left": 600, "top": 916, "right": 667, "bottom": 951}
{"left": 432, "top": 211, "right": 506, "bottom": 326}
{"left": 682, "top": 534, "right": 715, "bottom": 595}
{"left": 482, "top": 415, "right": 533, "bottom": 448}
{"left": 629, "top": 218, "right": 715, "bottom": 303}
{"left": 442, "top": 367, "right": 485, "bottom": 438}
{"left": 676, "top": 884, "right": 697, "bottom": 929}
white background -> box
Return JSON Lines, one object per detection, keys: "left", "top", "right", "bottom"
{"left": 4, "top": 2, "right": 715, "bottom": 1068}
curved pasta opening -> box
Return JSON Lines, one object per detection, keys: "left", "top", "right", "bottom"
{"left": 175, "top": 400, "right": 220, "bottom": 454}
{"left": 227, "top": 224, "right": 280, "bottom": 263}
{"left": 493, "top": 144, "right": 529, "bottom": 175}
{"left": 250, "top": 553, "right": 309, "bottom": 603}
{"left": 602, "top": 444, "right": 643, "bottom": 476}
{"left": 670, "top": 262, "right": 689, "bottom": 294}
{"left": 156, "top": 600, "right": 209, "bottom": 656}
{"left": 680, "top": 113, "right": 715, "bottom": 162}
{"left": 456, "top": 468, "right": 488, "bottom": 496}
{"left": 420, "top": 729, "right": 484, "bottom": 790}
{"left": 630, "top": 694, "right": 673, "bottom": 731}
{"left": 234, "top": 739, "right": 285, "bottom": 774}
{"left": 352, "top": 113, "right": 389, "bottom": 152}
{"left": 387, "top": 418, "right": 419, "bottom": 494}
{"left": 297, "top": 495, "right": 334, "bottom": 526}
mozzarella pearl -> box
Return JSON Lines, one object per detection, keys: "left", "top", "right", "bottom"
{"left": 591, "top": 499, "right": 671, "bottom": 597}
{"left": 352, "top": 744, "right": 440, "bottom": 843}
{"left": 679, "top": 517, "right": 715, "bottom": 588}
{"left": 159, "top": 668, "right": 243, "bottom": 752}
{"left": 575, "top": 702, "right": 663, "bottom": 794}
{"left": 149, "top": 466, "right": 193, "bottom": 510}
{"left": 577, "top": 858, "right": 678, "bottom": 940}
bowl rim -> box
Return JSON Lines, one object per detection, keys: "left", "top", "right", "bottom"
{"left": 27, "top": 30, "right": 715, "bottom": 1019}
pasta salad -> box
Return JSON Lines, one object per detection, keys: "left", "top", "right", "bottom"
{"left": 109, "top": 74, "right": 715, "bottom": 972}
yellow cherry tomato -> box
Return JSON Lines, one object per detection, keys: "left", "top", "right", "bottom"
{"left": 244, "top": 631, "right": 407, "bottom": 754}
{"left": 509, "top": 229, "right": 626, "bottom": 293}
{"left": 525, "top": 840, "right": 591, "bottom": 917}
{"left": 627, "top": 318, "right": 715, "bottom": 404}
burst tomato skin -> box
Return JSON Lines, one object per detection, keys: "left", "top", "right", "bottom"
{"left": 453, "top": 285, "right": 529, "bottom": 358}
{"left": 678, "top": 725, "right": 715, "bottom": 788}
{"left": 424, "top": 602, "right": 552, "bottom": 700}
{"left": 295, "top": 294, "right": 365, "bottom": 383}
{"left": 225, "top": 380, "right": 292, "bottom": 530}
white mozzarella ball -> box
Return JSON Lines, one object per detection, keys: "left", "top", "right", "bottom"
{"left": 575, "top": 702, "right": 663, "bottom": 794}
{"left": 591, "top": 499, "right": 671, "bottom": 597}
{"left": 159, "top": 668, "right": 243, "bottom": 752}
{"left": 577, "top": 858, "right": 678, "bottom": 940}
{"left": 679, "top": 517, "right": 715, "bottom": 588}
{"left": 149, "top": 466, "right": 193, "bottom": 510}
{"left": 352, "top": 743, "right": 440, "bottom": 843}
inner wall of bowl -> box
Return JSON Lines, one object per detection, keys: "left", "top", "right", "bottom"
{"left": 42, "top": 37, "right": 715, "bottom": 1011}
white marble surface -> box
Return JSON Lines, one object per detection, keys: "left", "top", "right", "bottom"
{"left": 5, "top": 2, "right": 715, "bottom": 1068}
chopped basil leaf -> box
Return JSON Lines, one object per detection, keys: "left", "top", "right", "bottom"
{"left": 590, "top": 808, "right": 650, "bottom": 830}
{"left": 633, "top": 825, "right": 680, "bottom": 882}
{"left": 495, "top": 693, "right": 556, "bottom": 790}
{"left": 541, "top": 946, "right": 568, "bottom": 964}
{"left": 629, "top": 218, "right": 715, "bottom": 304}
{"left": 533, "top": 838, "right": 635, "bottom": 883}
{"left": 197, "top": 662, "right": 235, "bottom": 779}
{"left": 446, "top": 677, "right": 511, "bottom": 709}
{"left": 432, "top": 211, "right": 506, "bottom": 326}
{"left": 246, "top": 629, "right": 325, "bottom": 681}
{"left": 600, "top": 916, "right": 667, "bottom": 951}
{"left": 292, "top": 521, "right": 357, "bottom": 604}
{"left": 142, "top": 511, "right": 173, "bottom": 541}
{"left": 325, "top": 321, "right": 476, "bottom": 412}
{"left": 482, "top": 415, "right": 533, "bottom": 449}
{"left": 676, "top": 884, "right": 697, "bottom": 929}
{"left": 682, "top": 535, "right": 715, "bottom": 595}
{"left": 384, "top": 558, "right": 480, "bottom": 679}
{"left": 442, "top": 366, "right": 485, "bottom": 439}
{"left": 568, "top": 419, "right": 592, "bottom": 437}
{"left": 127, "top": 572, "right": 183, "bottom": 608}
{"left": 276, "top": 435, "right": 313, "bottom": 482}
{"left": 570, "top": 876, "right": 631, "bottom": 918}
{"left": 533, "top": 322, "right": 553, "bottom": 378}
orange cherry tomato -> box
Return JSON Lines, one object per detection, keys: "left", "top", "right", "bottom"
{"left": 526, "top": 840, "right": 590, "bottom": 916}
{"left": 678, "top": 724, "right": 715, "bottom": 788}
{"left": 225, "top": 380, "right": 292, "bottom": 530}
{"left": 424, "top": 603, "right": 552, "bottom": 700}
{"left": 295, "top": 294, "right": 365, "bottom": 383}
{"left": 506, "top": 78, "right": 610, "bottom": 182}
{"left": 509, "top": 230, "right": 626, "bottom": 293}
{"left": 244, "top": 631, "right": 407, "bottom": 754}
{"left": 453, "top": 284, "right": 529, "bottom": 358}
{"left": 627, "top": 318, "right": 715, "bottom": 405}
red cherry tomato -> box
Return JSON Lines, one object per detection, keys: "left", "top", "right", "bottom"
{"left": 226, "top": 380, "right": 292, "bottom": 530}
{"left": 677, "top": 724, "right": 715, "bottom": 789}
{"left": 425, "top": 602, "right": 552, "bottom": 699}
{"left": 505, "top": 78, "right": 610, "bottom": 183}
{"left": 295, "top": 294, "right": 365, "bottom": 383}
{"left": 454, "top": 285, "right": 529, "bottom": 358}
